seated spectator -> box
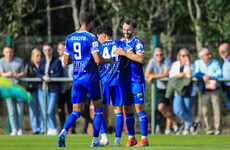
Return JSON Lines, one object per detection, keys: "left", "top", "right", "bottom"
{"left": 25, "top": 48, "right": 43, "bottom": 134}
{"left": 145, "top": 47, "right": 183, "bottom": 135}
{"left": 37, "top": 43, "right": 63, "bottom": 135}
{"left": 194, "top": 48, "right": 222, "bottom": 135}
{"left": 56, "top": 41, "right": 75, "bottom": 134}
{"left": 169, "top": 48, "right": 198, "bottom": 135}
{"left": 218, "top": 43, "right": 230, "bottom": 116}
{"left": 0, "top": 46, "right": 25, "bottom": 136}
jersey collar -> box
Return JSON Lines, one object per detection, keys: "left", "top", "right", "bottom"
{"left": 126, "top": 36, "right": 136, "bottom": 43}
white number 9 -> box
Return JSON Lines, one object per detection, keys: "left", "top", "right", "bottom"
{"left": 74, "top": 42, "right": 81, "bottom": 60}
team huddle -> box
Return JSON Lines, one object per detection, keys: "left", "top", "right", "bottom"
{"left": 57, "top": 12, "right": 149, "bottom": 147}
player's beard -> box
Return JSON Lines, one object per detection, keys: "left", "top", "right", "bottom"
{"left": 125, "top": 32, "right": 134, "bottom": 40}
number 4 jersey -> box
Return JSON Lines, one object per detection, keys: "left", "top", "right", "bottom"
{"left": 64, "top": 31, "right": 100, "bottom": 83}
{"left": 99, "top": 40, "right": 132, "bottom": 86}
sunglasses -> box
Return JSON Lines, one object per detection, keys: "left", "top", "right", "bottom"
{"left": 181, "top": 54, "right": 189, "bottom": 57}
{"left": 155, "top": 53, "right": 163, "bottom": 57}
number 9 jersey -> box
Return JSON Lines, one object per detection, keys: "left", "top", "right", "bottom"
{"left": 64, "top": 31, "right": 101, "bottom": 83}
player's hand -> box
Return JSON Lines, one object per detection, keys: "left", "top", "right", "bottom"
{"left": 115, "top": 47, "right": 126, "bottom": 56}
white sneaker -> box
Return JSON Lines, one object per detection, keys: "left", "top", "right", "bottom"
{"left": 17, "top": 128, "right": 23, "bottom": 136}
{"left": 47, "top": 129, "right": 52, "bottom": 135}
{"left": 50, "top": 129, "right": 58, "bottom": 135}
{"left": 164, "top": 128, "right": 171, "bottom": 135}
{"left": 10, "top": 129, "right": 17, "bottom": 136}
{"left": 100, "top": 138, "right": 109, "bottom": 146}
{"left": 183, "top": 130, "right": 189, "bottom": 135}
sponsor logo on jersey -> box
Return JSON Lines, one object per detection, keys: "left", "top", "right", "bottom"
{"left": 92, "top": 41, "right": 99, "bottom": 47}
{"left": 137, "top": 93, "right": 143, "bottom": 98}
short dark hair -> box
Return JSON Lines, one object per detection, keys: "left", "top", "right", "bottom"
{"left": 43, "top": 42, "right": 53, "bottom": 48}
{"left": 96, "top": 24, "right": 113, "bottom": 37}
{"left": 121, "top": 19, "right": 137, "bottom": 28}
{"left": 80, "top": 12, "right": 95, "bottom": 25}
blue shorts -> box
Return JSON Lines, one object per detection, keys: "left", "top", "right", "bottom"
{"left": 103, "top": 85, "right": 124, "bottom": 106}
{"left": 124, "top": 83, "right": 145, "bottom": 105}
{"left": 71, "top": 81, "right": 102, "bottom": 104}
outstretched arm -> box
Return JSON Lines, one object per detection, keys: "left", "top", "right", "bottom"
{"left": 92, "top": 52, "right": 114, "bottom": 65}
{"left": 115, "top": 47, "right": 144, "bottom": 64}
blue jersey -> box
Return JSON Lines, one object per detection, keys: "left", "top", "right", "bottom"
{"left": 64, "top": 31, "right": 100, "bottom": 83}
{"left": 123, "top": 36, "right": 145, "bottom": 84}
{"left": 99, "top": 40, "right": 132, "bottom": 86}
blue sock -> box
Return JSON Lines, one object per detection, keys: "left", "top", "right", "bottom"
{"left": 138, "top": 111, "right": 148, "bottom": 137}
{"left": 100, "top": 115, "right": 106, "bottom": 134}
{"left": 115, "top": 112, "right": 124, "bottom": 138}
{"left": 93, "top": 107, "right": 103, "bottom": 137}
{"left": 63, "top": 111, "right": 81, "bottom": 131}
{"left": 126, "top": 113, "right": 135, "bottom": 136}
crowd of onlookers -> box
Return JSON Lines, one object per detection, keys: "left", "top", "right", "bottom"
{"left": 0, "top": 42, "right": 91, "bottom": 136}
{"left": 0, "top": 42, "right": 229, "bottom": 136}
{"left": 145, "top": 44, "right": 230, "bottom": 135}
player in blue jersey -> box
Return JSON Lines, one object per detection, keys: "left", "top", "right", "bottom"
{"left": 96, "top": 24, "right": 132, "bottom": 146}
{"left": 58, "top": 12, "right": 113, "bottom": 148}
{"left": 115, "top": 19, "right": 149, "bottom": 146}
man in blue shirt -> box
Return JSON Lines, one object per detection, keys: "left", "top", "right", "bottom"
{"left": 96, "top": 24, "right": 132, "bottom": 146}
{"left": 194, "top": 48, "right": 222, "bottom": 135}
{"left": 58, "top": 12, "right": 113, "bottom": 147}
{"left": 115, "top": 19, "right": 149, "bottom": 146}
{"left": 218, "top": 43, "right": 230, "bottom": 114}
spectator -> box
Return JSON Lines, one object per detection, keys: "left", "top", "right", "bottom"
{"left": 57, "top": 41, "right": 76, "bottom": 134}
{"left": 0, "top": 46, "right": 25, "bottom": 136}
{"left": 218, "top": 43, "right": 230, "bottom": 115}
{"left": 25, "top": 48, "right": 42, "bottom": 134}
{"left": 145, "top": 47, "right": 183, "bottom": 135}
{"left": 37, "top": 43, "right": 63, "bottom": 135}
{"left": 169, "top": 48, "right": 198, "bottom": 135}
{"left": 194, "top": 48, "right": 222, "bottom": 135}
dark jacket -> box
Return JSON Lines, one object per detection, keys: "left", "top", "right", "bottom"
{"left": 165, "top": 77, "right": 192, "bottom": 99}
{"left": 37, "top": 57, "right": 63, "bottom": 92}
{"left": 25, "top": 61, "right": 38, "bottom": 91}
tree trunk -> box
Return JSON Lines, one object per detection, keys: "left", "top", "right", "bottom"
{"left": 70, "top": 0, "right": 79, "bottom": 30}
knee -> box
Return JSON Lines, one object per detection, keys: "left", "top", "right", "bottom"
{"left": 174, "top": 109, "right": 183, "bottom": 117}
{"left": 124, "top": 105, "right": 134, "bottom": 113}
{"left": 135, "top": 104, "right": 144, "bottom": 113}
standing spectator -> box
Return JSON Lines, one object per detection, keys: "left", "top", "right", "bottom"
{"left": 25, "top": 48, "right": 42, "bottom": 134}
{"left": 37, "top": 43, "right": 63, "bottom": 135}
{"left": 57, "top": 41, "right": 76, "bottom": 134}
{"left": 169, "top": 48, "right": 198, "bottom": 135}
{"left": 145, "top": 47, "right": 183, "bottom": 135}
{"left": 0, "top": 46, "right": 25, "bottom": 135}
{"left": 194, "top": 48, "right": 222, "bottom": 135}
{"left": 218, "top": 43, "right": 230, "bottom": 115}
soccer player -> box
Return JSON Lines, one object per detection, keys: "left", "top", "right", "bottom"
{"left": 115, "top": 19, "right": 149, "bottom": 146}
{"left": 58, "top": 12, "right": 113, "bottom": 147}
{"left": 96, "top": 24, "right": 132, "bottom": 146}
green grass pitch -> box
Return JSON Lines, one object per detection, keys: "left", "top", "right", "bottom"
{"left": 0, "top": 134, "right": 230, "bottom": 150}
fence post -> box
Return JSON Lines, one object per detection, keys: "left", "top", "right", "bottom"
{"left": 43, "top": 81, "right": 48, "bottom": 134}
{"left": 151, "top": 35, "right": 157, "bottom": 134}
{"left": 7, "top": 35, "right": 11, "bottom": 133}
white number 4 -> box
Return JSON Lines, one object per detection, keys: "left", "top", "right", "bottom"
{"left": 102, "top": 46, "right": 118, "bottom": 61}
